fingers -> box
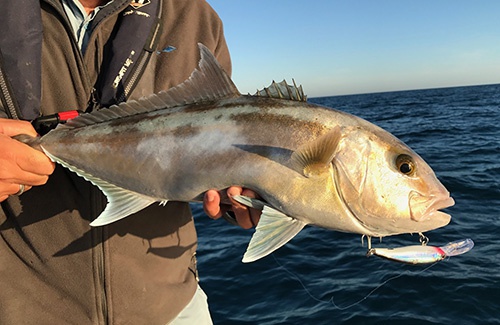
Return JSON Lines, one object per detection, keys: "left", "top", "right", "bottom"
{"left": 0, "top": 134, "right": 55, "bottom": 184}
{"left": 0, "top": 183, "right": 33, "bottom": 201}
{"left": 203, "top": 189, "right": 226, "bottom": 219}
{"left": 0, "top": 119, "right": 38, "bottom": 137}
{"left": 0, "top": 137, "right": 48, "bottom": 201}
{"left": 15, "top": 143, "right": 55, "bottom": 176}
{"left": 203, "top": 187, "right": 262, "bottom": 229}
{"left": 227, "top": 186, "right": 259, "bottom": 229}
{"left": 0, "top": 119, "right": 55, "bottom": 201}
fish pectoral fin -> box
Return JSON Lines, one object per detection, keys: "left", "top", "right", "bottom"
{"left": 232, "top": 195, "right": 307, "bottom": 263}
{"left": 232, "top": 195, "right": 267, "bottom": 210}
{"left": 291, "top": 126, "right": 341, "bottom": 177}
{"left": 242, "top": 206, "right": 306, "bottom": 263}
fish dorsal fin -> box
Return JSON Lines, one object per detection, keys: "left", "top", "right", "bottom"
{"left": 62, "top": 43, "right": 240, "bottom": 130}
{"left": 254, "top": 79, "right": 307, "bottom": 102}
{"left": 291, "top": 126, "right": 341, "bottom": 177}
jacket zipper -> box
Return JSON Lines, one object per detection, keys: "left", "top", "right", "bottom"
{"left": 0, "top": 54, "right": 20, "bottom": 119}
{"left": 92, "top": 188, "right": 109, "bottom": 325}
{"left": 116, "top": 49, "right": 152, "bottom": 103}
{"left": 116, "top": 17, "right": 161, "bottom": 104}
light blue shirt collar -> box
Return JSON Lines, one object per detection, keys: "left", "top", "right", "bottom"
{"left": 61, "top": 0, "right": 113, "bottom": 53}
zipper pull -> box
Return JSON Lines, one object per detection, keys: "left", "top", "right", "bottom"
{"left": 87, "top": 87, "right": 101, "bottom": 112}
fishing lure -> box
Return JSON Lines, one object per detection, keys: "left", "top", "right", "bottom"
{"left": 367, "top": 237, "right": 474, "bottom": 265}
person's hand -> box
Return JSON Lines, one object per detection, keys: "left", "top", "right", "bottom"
{"left": 0, "top": 118, "right": 55, "bottom": 201}
{"left": 203, "top": 186, "right": 261, "bottom": 229}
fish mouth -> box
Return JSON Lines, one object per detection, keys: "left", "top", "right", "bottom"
{"left": 408, "top": 191, "right": 454, "bottom": 230}
{"left": 348, "top": 192, "right": 455, "bottom": 237}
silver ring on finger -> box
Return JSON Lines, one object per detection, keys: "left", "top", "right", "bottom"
{"left": 14, "top": 184, "right": 25, "bottom": 196}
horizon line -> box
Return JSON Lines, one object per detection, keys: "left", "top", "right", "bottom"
{"left": 311, "top": 82, "right": 500, "bottom": 99}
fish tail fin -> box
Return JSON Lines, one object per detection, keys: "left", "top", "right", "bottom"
{"left": 12, "top": 134, "right": 43, "bottom": 151}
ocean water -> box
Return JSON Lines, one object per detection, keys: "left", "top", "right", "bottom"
{"left": 192, "top": 84, "right": 500, "bottom": 324}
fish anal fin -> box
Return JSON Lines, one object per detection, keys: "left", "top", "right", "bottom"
{"left": 42, "top": 147, "right": 159, "bottom": 226}
{"left": 291, "top": 126, "right": 342, "bottom": 177}
{"left": 242, "top": 205, "right": 306, "bottom": 263}
{"left": 89, "top": 188, "right": 159, "bottom": 226}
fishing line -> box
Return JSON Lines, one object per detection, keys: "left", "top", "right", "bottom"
{"left": 272, "top": 254, "right": 438, "bottom": 310}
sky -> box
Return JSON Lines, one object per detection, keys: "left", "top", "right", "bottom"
{"left": 207, "top": 1, "right": 500, "bottom": 97}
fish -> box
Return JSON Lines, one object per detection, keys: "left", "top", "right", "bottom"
{"left": 20, "top": 44, "right": 455, "bottom": 263}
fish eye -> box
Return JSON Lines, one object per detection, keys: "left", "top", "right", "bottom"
{"left": 396, "top": 154, "right": 415, "bottom": 176}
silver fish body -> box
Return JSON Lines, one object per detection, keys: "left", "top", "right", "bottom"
{"left": 36, "top": 44, "right": 454, "bottom": 262}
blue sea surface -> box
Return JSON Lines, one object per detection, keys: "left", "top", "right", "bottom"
{"left": 192, "top": 84, "right": 500, "bottom": 324}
